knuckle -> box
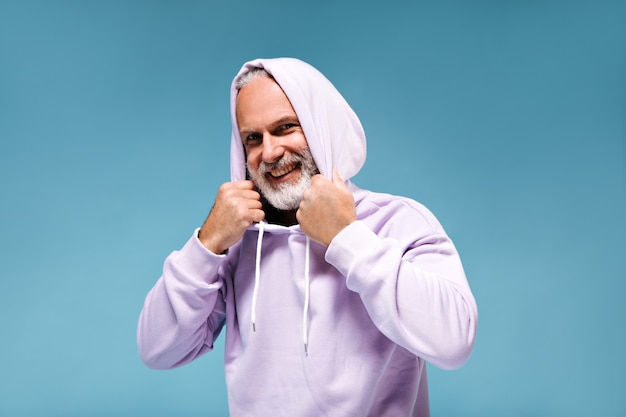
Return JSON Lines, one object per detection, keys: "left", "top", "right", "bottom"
{"left": 218, "top": 182, "right": 231, "bottom": 193}
{"left": 233, "top": 205, "right": 246, "bottom": 219}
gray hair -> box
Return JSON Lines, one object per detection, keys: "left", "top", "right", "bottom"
{"left": 235, "top": 67, "right": 272, "bottom": 90}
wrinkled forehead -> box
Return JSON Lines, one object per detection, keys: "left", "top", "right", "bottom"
{"left": 234, "top": 75, "right": 301, "bottom": 133}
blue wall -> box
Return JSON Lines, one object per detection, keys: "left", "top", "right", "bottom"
{"left": 1, "top": 1, "right": 624, "bottom": 416}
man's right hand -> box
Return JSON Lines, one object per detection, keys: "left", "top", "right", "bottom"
{"left": 198, "top": 180, "right": 265, "bottom": 254}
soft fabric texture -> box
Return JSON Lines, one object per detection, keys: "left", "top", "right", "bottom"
{"left": 138, "top": 57, "right": 478, "bottom": 417}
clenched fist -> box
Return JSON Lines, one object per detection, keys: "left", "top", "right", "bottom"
{"left": 198, "top": 180, "right": 265, "bottom": 254}
{"left": 297, "top": 168, "right": 356, "bottom": 246}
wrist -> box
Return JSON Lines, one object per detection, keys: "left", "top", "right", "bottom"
{"left": 197, "top": 229, "right": 227, "bottom": 255}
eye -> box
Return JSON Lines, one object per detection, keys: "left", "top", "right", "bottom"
{"left": 245, "top": 133, "right": 262, "bottom": 145}
{"left": 277, "top": 123, "right": 299, "bottom": 134}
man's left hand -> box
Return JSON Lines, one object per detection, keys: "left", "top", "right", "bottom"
{"left": 297, "top": 168, "right": 356, "bottom": 246}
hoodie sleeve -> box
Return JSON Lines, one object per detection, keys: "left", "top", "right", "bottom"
{"left": 325, "top": 203, "right": 478, "bottom": 370}
{"left": 137, "top": 229, "right": 229, "bottom": 370}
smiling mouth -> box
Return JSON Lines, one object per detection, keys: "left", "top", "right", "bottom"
{"left": 269, "top": 163, "right": 299, "bottom": 178}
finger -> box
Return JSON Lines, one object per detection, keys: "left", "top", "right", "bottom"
{"left": 310, "top": 173, "right": 327, "bottom": 186}
{"left": 245, "top": 198, "right": 263, "bottom": 210}
{"left": 233, "top": 180, "right": 256, "bottom": 190}
{"left": 244, "top": 207, "right": 265, "bottom": 225}
{"left": 301, "top": 185, "right": 312, "bottom": 201}
{"left": 240, "top": 189, "right": 262, "bottom": 201}
{"left": 250, "top": 208, "right": 265, "bottom": 223}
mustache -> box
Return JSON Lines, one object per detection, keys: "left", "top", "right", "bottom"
{"left": 258, "top": 151, "right": 306, "bottom": 174}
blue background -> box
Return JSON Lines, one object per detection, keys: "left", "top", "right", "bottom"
{"left": 1, "top": 1, "right": 624, "bottom": 416}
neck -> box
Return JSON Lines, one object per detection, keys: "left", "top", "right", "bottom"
{"left": 263, "top": 203, "right": 298, "bottom": 226}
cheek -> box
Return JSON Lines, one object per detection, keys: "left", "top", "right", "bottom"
{"left": 245, "top": 149, "right": 261, "bottom": 170}
{"left": 293, "top": 132, "right": 309, "bottom": 152}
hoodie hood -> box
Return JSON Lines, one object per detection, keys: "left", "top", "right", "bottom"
{"left": 229, "top": 57, "right": 366, "bottom": 183}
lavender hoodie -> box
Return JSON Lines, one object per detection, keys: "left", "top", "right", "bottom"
{"left": 138, "top": 58, "right": 478, "bottom": 417}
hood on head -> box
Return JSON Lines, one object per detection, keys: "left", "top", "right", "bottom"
{"left": 229, "top": 57, "right": 367, "bottom": 183}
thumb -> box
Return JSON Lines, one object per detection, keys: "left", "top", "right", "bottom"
{"left": 332, "top": 167, "right": 348, "bottom": 189}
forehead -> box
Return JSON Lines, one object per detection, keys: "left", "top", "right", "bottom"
{"left": 235, "top": 76, "right": 299, "bottom": 129}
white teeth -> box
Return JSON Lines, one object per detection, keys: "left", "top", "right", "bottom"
{"left": 270, "top": 164, "right": 296, "bottom": 178}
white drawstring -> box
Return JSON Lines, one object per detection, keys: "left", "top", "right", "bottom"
{"left": 302, "top": 236, "right": 311, "bottom": 356}
{"left": 251, "top": 224, "right": 311, "bottom": 357}
{"left": 251, "top": 221, "right": 265, "bottom": 332}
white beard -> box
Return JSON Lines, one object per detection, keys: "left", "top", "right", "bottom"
{"left": 247, "top": 148, "right": 319, "bottom": 210}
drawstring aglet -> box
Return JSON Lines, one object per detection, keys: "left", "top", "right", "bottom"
{"left": 304, "top": 343, "right": 308, "bottom": 357}
{"left": 253, "top": 322, "right": 256, "bottom": 332}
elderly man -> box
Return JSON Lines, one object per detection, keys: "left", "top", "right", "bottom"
{"left": 138, "top": 57, "right": 478, "bottom": 417}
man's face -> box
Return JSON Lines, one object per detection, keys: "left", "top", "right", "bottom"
{"left": 236, "top": 75, "right": 319, "bottom": 210}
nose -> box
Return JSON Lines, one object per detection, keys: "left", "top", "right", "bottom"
{"left": 261, "top": 134, "right": 284, "bottom": 163}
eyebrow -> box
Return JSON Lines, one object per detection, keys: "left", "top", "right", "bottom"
{"left": 239, "top": 115, "right": 300, "bottom": 136}
{"left": 272, "top": 115, "right": 300, "bottom": 126}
